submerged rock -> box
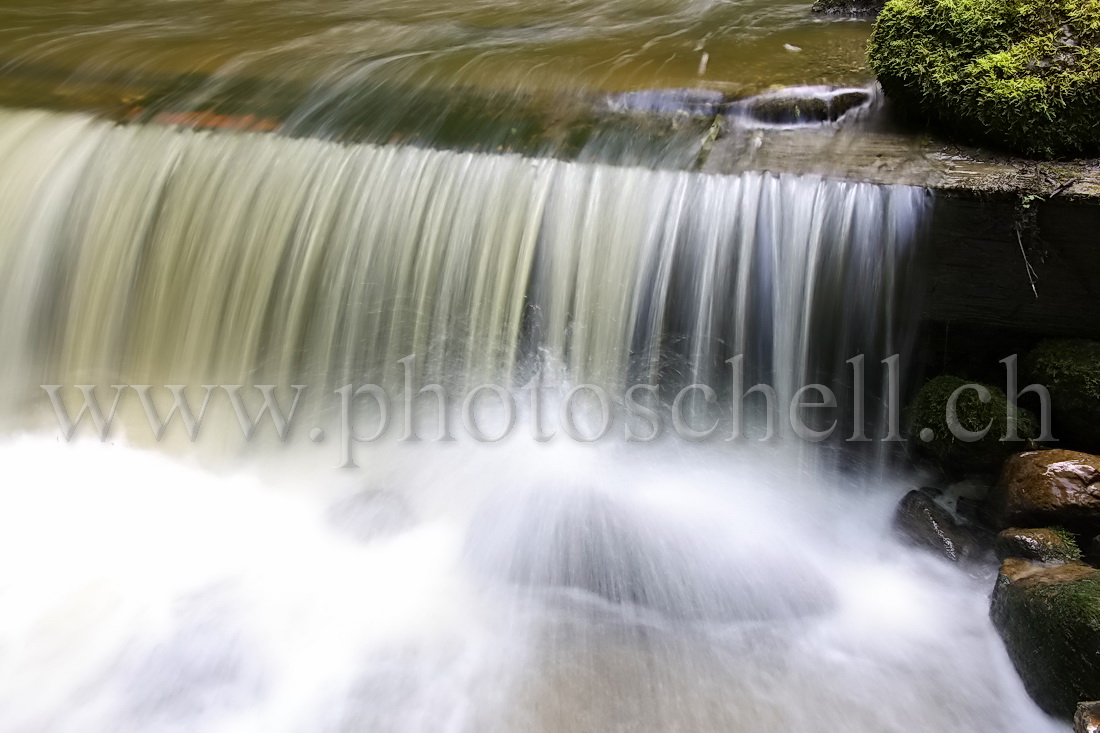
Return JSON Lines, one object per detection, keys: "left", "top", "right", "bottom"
{"left": 605, "top": 89, "right": 727, "bottom": 117}
{"left": 869, "top": 0, "right": 1100, "bottom": 157}
{"left": 1026, "top": 339, "right": 1100, "bottom": 452}
{"left": 893, "top": 489, "right": 979, "bottom": 562}
{"left": 908, "top": 375, "right": 1036, "bottom": 475}
{"left": 996, "top": 527, "right": 1084, "bottom": 563}
{"left": 1077, "top": 701, "right": 1100, "bottom": 733}
{"left": 734, "top": 86, "right": 872, "bottom": 125}
{"left": 811, "top": 0, "right": 885, "bottom": 15}
{"left": 986, "top": 450, "right": 1100, "bottom": 531}
{"left": 992, "top": 558, "right": 1100, "bottom": 718}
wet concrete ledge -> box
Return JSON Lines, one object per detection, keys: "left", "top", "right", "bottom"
{"left": 701, "top": 126, "right": 1100, "bottom": 201}
{"left": 703, "top": 128, "right": 1100, "bottom": 339}
{"left": 2, "top": 55, "right": 1096, "bottom": 339}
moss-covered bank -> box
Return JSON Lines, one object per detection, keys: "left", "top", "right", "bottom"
{"left": 868, "top": 0, "right": 1100, "bottom": 157}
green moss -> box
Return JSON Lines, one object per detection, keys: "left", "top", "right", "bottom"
{"left": 1026, "top": 338, "right": 1100, "bottom": 411}
{"left": 1025, "top": 339, "right": 1100, "bottom": 449}
{"left": 992, "top": 563, "right": 1100, "bottom": 717}
{"left": 1047, "top": 526, "right": 1085, "bottom": 561}
{"left": 909, "top": 375, "right": 1036, "bottom": 472}
{"left": 868, "top": 0, "right": 1100, "bottom": 157}
{"left": 998, "top": 526, "right": 1084, "bottom": 562}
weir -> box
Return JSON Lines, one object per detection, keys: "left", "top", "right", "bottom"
{"left": 0, "top": 2, "right": 1080, "bottom": 729}
{"left": 0, "top": 107, "right": 927, "bottom": 427}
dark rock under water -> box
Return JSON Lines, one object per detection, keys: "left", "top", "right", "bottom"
{"left": 604, "top": 88, "right": 728, "bottom": 117}
{"left": 893, "top": 489, "right": 981, "bottom": 562}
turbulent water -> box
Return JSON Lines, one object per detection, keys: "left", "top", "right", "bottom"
{"left": 0, "top": 104, "right": 1064, "bottom": 731}
{"left": 0, "top": 0, "right": 1066, "bottom": 720}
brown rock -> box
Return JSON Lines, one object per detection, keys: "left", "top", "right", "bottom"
{"left": 1077, "top": 701, "right": 1100, "bottom": 733}
{"left": 987, "top": 450, "right": 1100, "bottom": 530}
{"left": 996, "top": 527, "right": 1083, "bottom": 563}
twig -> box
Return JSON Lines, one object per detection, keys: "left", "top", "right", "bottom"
{"left": 1016, "top": 227, "right": 1039, "bottom": 299}
{"left": 1049, "top": 178, "right": 1079, "bottom": 198}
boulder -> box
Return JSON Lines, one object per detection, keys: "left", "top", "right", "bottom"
{"left": 605, "top": 89, "right": 727, "bottom": 117}
{"left": 1077, "top": 701, "right": 1100, "bottom": 733}
{"left": 996, "top": 527, "right": 1083, "bottom": 563}
{"left": 992, "top": 558, "right": 1100, "bottom": 718}
{"left": 908, "top": 375, "right": 1036, "bottom": 475}
{"left": 738, "top": 87, "right": 872, "bottom": 125}
{"left": 868, "top": 0, "right": 1100, "bottom": 157}
{"left": 893, "top": 489, "right": 979, "bottom": 562}
{"left": 987, "top": 450, "right": 1100, "bottom": 531}
{"left": 812, "top": 0, "right": 884, "bottom": 15}
{"left": 1026, "top": 339, "right": 1100, "bottom": 452}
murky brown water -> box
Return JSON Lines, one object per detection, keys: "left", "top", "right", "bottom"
{"left": 0, "top": 0, "right": 872, "bottom": 118}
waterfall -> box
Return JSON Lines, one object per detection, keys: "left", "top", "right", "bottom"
{"left": 0, "top": 107, "right": 927, "bottom": 440}
{"left": 0, "top": 107, "right": 1064, "bottom": 733}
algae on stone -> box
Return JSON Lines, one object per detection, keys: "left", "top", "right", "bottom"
{"left": 992, "top": 558, "right": 1100, "bottom": 717}
{"left": 909, "top": 375, "right": 1036, "bottom": 473}
{"left": 995, "top": 526, "right": 1083, "bottom": 563}
{"left": 869, "top": 0, "right": 1100, "bottom": 157}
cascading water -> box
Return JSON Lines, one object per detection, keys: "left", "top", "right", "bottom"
{"left": 0, "top": 105, "right": 1060, "bottom": 732}
{"left": 0, "top": 108, "right": 921, "bottom": 408}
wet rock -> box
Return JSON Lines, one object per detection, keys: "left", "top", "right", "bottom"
{"left": 1077, "top": 701, "right": 1100, "bottom": 733}
{"left": 1025, "top": 339, "right": 1100, "bottom": 452}
{"left": 986, "top": 450, "right": 1100, "bottom": 531}
{"left": 893, "top": 489, "right": 978, "bottom": 562}
{"left": 996, "top": 527, "right": 1083, "bottom": 563}
{"left": 909, "top": 375, "right": 1036, "bottom": 476}
{"left": 811, "top": 0, "right": 885, "bottom": 15}
{"left": 605, "top": 88, "right": 727, "bottom": 117}
{"left": 992, "top": 558, "right": 1100, "bottom": 718}
{"left": 737, "top": 86, "right": 871, "bottom": 125}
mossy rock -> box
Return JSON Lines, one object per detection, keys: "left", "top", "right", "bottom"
{"left": 909, "top": 375, "right": 1036, "bottom": 473}
{"left": 1025, "top": 339, "right": 1100, "bottom": 451}
{"left": 742, "top": 89, "right": 871, "bottom": 124}
{"left": 992, "top": 558, "right": 1100, "bottom": 717}
{"left": 996, "top": 526, "right": 1083, "bottom": 563}
{"left": 868, "top": 0, "right": 1100, "bottom": 157}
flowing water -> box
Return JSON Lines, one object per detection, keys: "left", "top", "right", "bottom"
{"left": 0, "top": 2, "right": 1067, "bottom": 732}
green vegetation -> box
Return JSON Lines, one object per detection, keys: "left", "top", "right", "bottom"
{"left": 1047, "top": 526, "right": 1085, "bottom": 561}
{"left": 996, "top": 526, "right": 1083, "bottom": 563}
{"left": 1026, "top": 339, "right": 1100, "bottom": 450}
{"left": 909, "top": 375, "right": 1036, "bottom": 472}
{"left": 1026, "top": 338, "right": 1100, "bottom": 414}
{"left": 868, "top": 0, "right": 1100, "bottom": 157}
